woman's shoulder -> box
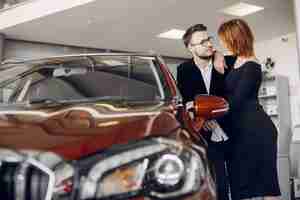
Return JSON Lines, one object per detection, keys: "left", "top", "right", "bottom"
{"left": 235, "top": 61, "right": 262, "bottom": 79}
{"left": 243, "top": 60, "right": 261, "bottom": 67}
{"left": 237, "top": 60, "right": 262, "bottom": 72}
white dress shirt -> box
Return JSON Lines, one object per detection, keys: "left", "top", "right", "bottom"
{"left": 198, "top": 61, "right": 213, "bottom": 94}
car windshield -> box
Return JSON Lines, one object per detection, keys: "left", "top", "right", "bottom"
{"left": 0, "top": 55, "right": 165, "bottom": 104}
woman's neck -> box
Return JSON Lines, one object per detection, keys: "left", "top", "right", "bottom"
{"left": 237, "top": 55, "right": 256, "bottom": 60}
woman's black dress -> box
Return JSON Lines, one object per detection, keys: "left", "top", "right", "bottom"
{"left": 224, "top": 61, "right": 281, "bottom": 200}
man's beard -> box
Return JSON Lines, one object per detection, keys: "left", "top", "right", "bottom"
{"left": 198, "top": 55, "right": 213, "bottom": 60}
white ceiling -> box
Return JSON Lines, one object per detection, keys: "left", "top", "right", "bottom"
{"left": 0, "top": 0, "right": 295, "bottom": 58}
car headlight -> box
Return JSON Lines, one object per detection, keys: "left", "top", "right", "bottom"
{"left": 154, "top": 154, "right": 185, "bottom": 187}
{"left": 79, "top": 137, "right": 206, "bottom": 200}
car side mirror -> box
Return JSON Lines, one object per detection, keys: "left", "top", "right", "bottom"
{"left": 194, "top": 95, "right": 229, "bottom": 119}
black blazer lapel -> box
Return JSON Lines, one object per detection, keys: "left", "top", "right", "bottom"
{"left": 197, "top": 71, "right": 209, "bottom": 95}
{"left": 209, "top": 67, "right": 218, "bottom": 95}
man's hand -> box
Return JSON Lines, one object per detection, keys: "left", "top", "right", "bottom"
{"left": 213, "top": 51, "right": 226, "bottom": 74}
{"left": 203, "top": 120, "right": 218, "bottom": 131}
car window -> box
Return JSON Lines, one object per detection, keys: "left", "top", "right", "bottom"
{"left": 0, "top": 55, "right": 165, "bottom": 104}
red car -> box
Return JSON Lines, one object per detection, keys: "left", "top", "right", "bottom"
{"left": 0, "top": 53, "right": 228, "bottom": 200}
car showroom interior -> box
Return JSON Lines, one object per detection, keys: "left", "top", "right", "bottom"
{"left": 0, "top": 0, "right": 299, "bottom": 200}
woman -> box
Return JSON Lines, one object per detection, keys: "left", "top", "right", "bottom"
{"left": 217, "top": 19, "right": 281, "bottom": 200}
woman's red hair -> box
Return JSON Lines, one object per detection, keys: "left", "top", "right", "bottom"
{"left": 218, "top": 19, "right": 255, "bottom": 57}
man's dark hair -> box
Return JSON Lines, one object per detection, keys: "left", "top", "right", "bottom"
{"left": 182, "top": 24, "right": 207, "bottom": 47}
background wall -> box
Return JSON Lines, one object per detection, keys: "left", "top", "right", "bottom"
{"left": 254, "top": 32, "right": 300, "bottom": 177}
{"left": 255, "top": 33, "right": 299, "bottom": 87}
{"left": 255, "top": 33, "right": 300, "bottom": 130}
{"left": 4, "top": 39, "right": 106, "bottom": 59}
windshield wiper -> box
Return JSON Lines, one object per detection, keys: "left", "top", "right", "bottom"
{"left": 27, "top": 96, "right": 129, "bottom": 105}
{"left": 28, "top": 97, "right": 67, "bottom": 106}
{"left": 61, "top": 96, "right": 142, "bottom": 103}
{"left": 28, "top": 96, "right": 164, "bottom": 106}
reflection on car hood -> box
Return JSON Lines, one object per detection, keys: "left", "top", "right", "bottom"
{"left": 0, "top": 101, "right": 180, "bottom": 159}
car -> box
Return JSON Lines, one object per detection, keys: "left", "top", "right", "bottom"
{"left": 0, "top": 53, "right": 228, "bottom": 200}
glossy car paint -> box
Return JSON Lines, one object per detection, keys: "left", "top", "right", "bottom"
{"left": 0, "top": 102, "right": 180, "bottom": 159}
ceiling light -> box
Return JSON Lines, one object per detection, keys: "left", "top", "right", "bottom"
{"left": 220, "top": 2, "right": 264, "bottom": 17}
{"left": 137, "top": 56, "right": 155, "bottom": 60}
{"left": 157, "top": 29, "right": 185, "bottom": 40}
{"left": 101, "top": 60, "right": 125, "bottom": 66}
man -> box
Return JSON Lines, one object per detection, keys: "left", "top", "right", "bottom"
{"left": 176, "top": 24, "right": 232, "bottom": 200}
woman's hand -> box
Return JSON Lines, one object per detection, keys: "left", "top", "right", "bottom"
{"left": 203, "top": 120, "right": 218, "bottom": 131}
{"left": 213, "top": 51, "right": 226, "bottom": 74}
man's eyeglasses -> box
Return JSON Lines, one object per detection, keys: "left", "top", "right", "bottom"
{"left": 190, "top": 36, "right": 214, "bottom": 47}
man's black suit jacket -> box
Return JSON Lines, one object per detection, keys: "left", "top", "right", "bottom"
{"left": 176, "top": 58, "right": 230, "bottom": 141}
{"left": 177, "top": 59, "right": 226, "bottom": 103}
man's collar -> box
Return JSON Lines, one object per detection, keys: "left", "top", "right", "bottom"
{"left": 193, "top": 58, "right": 213, "bottom": 71}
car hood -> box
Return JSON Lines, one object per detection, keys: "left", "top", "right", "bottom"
{"left": 0, "top": 101, "right": 180, "bottom": 159}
